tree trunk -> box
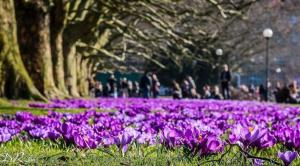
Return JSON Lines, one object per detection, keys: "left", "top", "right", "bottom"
{"left": 64, "top": 43, "right": 80, "bottom": 97}
{"left": 15, "top": 0, "right": 60, "bottom": 98}
{"left": 51, "top": 31, "right": 68, "bottom": 95}
{"left": 0, "top": 0, "right": 45, "bottom": 100}
{"left": 50, "top": 0, "right": 68, "bottom": 96}
{"left": 77, "top": 55, "right": 89, "bottom": 97}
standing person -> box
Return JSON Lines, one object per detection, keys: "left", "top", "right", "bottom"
{"left": 181, "top": 79, "right": 190, "bottom": 98}
{"left": 133, "top": 81, "right": 140, "bottom": 97}
{"left": 128, "top": 80, "right": 133, "bottom": 97}
{"left": 94, "top": 81, "right": 103, "bottom": 97}
{"left": 103, "top": 83, "right": 110, "bottom": 97}
{"left": 220, "top": 64, "right": 231, "bottom": 99}
{"left": 187, "top": 75, "right": 196, "bottom": 97}
{"left": 289, "top": 81, "right": 299, "bottom": 103}
{"left": 87, "top": 78, "right": 95, "bottom": 97}
{"left": 259, "top": 84, "right": 267, "bottom": 101}
{"left": 274, "top": 82, "right": 282, "bottom": 102}
{"left": 108, "top": 74, "right": 117, "bottom": 98}
{"left": 152, "top": 74, "right": 160, "bottom": 98}
{"left": 140, "top": 72, "right": 152, "bottom": 98}
{"left": 120, "top": 78, "right": 129, "bottom": 98}
{"left": 172, "top": 80, "right": 182, "bottom": 99}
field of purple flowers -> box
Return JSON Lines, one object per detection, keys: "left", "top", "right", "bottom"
{"left": 0, "top": 98, "right": 300, "bottom": 165}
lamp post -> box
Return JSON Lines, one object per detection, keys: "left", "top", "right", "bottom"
{"left": 276, "top": 67, "right": 282, "bottom": 81}
{"left": 216, "top": 48, "right": 223, "bottom": 83}
{"left": 263, "top": 28, "right": 273, "bottom": 101}
{"left": 216, "top": 49, "right": 223, "bottom": 57}
{"left": 276, "top": 68, "right": 281, "bottom": 74}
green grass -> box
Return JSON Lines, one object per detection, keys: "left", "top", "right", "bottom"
{"left": 0, "top": 99, "right": 100, "bottom": 115}
{"left": 1, "top": 139, "right": 297, "bottom": 166}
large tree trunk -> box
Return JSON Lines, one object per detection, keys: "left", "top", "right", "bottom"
{"left": 0, "top": 0, "right": 45, "bottom": 100}
{"left": 64, "top": 43, "right": 80, "bottom": 97}
{"left": 15, "top": 0, "right": 60, "bottom": 98}
{"left": 51, "top": 0, "right": 68, "bottom": 96}
{"left": 51, "top": 31, "right": 68, "bottom": 95}
{"left": 77, "top": 55, "right": 89, "bottom": 97}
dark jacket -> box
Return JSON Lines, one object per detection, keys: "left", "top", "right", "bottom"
{"left": 220, "top": 71, "right": 231, "bottom": 83}
{"left": 140, "top": 74, "right": 152, "bottom": 90}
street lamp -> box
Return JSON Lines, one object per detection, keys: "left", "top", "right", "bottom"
{"left": 216, "top": 49, "right": 223, "bottom": 56}
{"left": 276, "top": 68, "right": 281, "bottom": 74}
{"left": 215, "top": 49, "right": 223, "bottom": 83}
{"left": 276, "top": 67, "right": 282, "bottom": 81}
{"left": 263, "top": 28, "right": 273, "bottom": 101}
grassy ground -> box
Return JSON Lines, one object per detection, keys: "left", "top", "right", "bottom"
{"left": 0, "top": 99, "right": 298, "bottom": 165}
{"left": 0, "top": 99, "right": 90, "bottom": 115}
{"left": 0, "top": 139, "right": 286, "bottom": 166}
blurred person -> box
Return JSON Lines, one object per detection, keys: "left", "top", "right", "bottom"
{"left": 187, "top": 75, "right": 196, "bottom": 95}
{"left": 220, "top": 64, "right": 231, "bottom": 99}
{"left": 94, "top": 81, "right": 103, "bottom": 97}
{"left": 202, "top": 85, "right": 211, "bottom": 99}
{"left": 152, "top": 74, "right": 160, "bottom": 98}
{"left": 211, "top": 86, "right": 222, "bottom": 100}
{"left": 190, "top": 88, "right": 201, "bottom": 99}
{"left": 172, "top": 80, "right": 182, "bottom": 99}
{"left": 288, "top": 82, "right": 299, "bottom": 104}
{"left": 276, "top": 84, "right": 290, "bottom": 103}
{"left": 103, "top": 83, "right": 110, "bottom": 97}
{"left": 248, "top": 84, "right": 256, "bottom": 100}
{"left": 128, "top": 80, "right": 133, "bottom": 97}
{"left": 108, "top": 74, "right": 117, "bottom": 98}
{"left": 120, "top": 78, "right": 129, "bottom": 98}
{"left": 254, "top": 86, "right": 260, "bottom": 101}
{"left": 87, "top": 78, "right": 95, "bottom": 97}
{"left": 274, "top": 82, "right": 282, "bottom": 102}
{"left": 259, "top": 84, "right": 267, "bottom": 101}
{"left": 239, "top": 85, "right": 250, "bottom": 100}
{"left": 133, "top": 81, "right": 140, "bottom": 97}
{"left": 181, "top": 79, "right": 190, "bottom": 98}
{"left": 292, "top": 80, "right": 299, "bottom": 97}
{"left": 140, "top": 71, "right": 152, "bottom": 98}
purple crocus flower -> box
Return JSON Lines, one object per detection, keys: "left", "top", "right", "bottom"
{"left": 206, "top": 136, "right": 223, "bottom": 152}
{"left": 114, "top": 133, "right": 134, "bottom": 155}
{"left": 60, "top": 123, "right": 75, "bottom": 143}
{"left": 0, "top": 129, "right": 12, "bottom": 143}
{"left": 15, "top": 112, "right": 34, "bottom": 122}
{"left": 48, "top": 129, "right": 61, "bottom": 140}
{"left": 73, "top": 134, "right": 98, "bottom": 149}
{"left": 278, "top": 151, "right": 298, "bottom": 166}
{"left": 229, "top": 125, "right": 275, "bottom": 149}
{"left": 253, "top": 159, "right": 264, "bottom": 166}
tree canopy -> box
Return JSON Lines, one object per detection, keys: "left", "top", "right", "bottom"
{"left": 0, "top": 0, "right": 265, "bottom": 100}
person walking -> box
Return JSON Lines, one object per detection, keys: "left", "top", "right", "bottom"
{"left": 94, "top": 81, "right": 103, "bottom": 97}
{"left": 220, "top": 64, "right": 231, "bottom": 99}
{"left": 120, "top": 78, "right": 129, "bottom": 98}
{"left": 181, "top": 79, "right": 190, "bottom": 98}
{"left": 133, "top": 81, "right": 140, "bottom": 97}
{"left": 152, "top": 74, "right": 160, "bottom": 98}
{"left": 172, "top": 80, "right": 182, "bottom": 99}
{"left": 87, "top": 78, "right": 95, "bottom": 97}
{"left": 187, "top": 75, "right": 196, "bottom": 97}
{"left": 140, "top": 72, "right": 152, "bottom": 98}
{"left": 128, "top": 80, "right": 133, "bottom": 97}
{"left": 108, "top": 74, "right": 117, "bottom": 98}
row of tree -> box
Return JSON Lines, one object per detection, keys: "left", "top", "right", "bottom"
{"left": 0, "top": 0, "right": 260, "bottom": 100}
